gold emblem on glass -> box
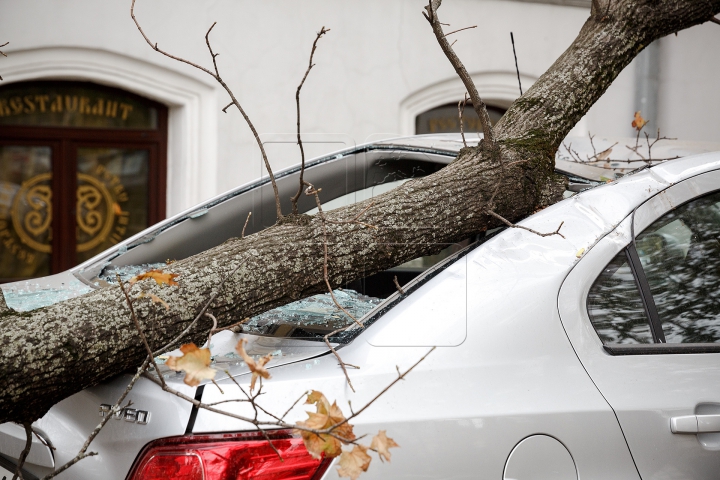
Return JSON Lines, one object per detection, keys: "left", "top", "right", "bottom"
{"left": 9, "top": 171, "right": 128, "bottom": 254}
{"left": 76, "top": 173, "right": 115, "bottom": 252}
{"left": 11, "top": 173, "right": 52, "bottom": 253}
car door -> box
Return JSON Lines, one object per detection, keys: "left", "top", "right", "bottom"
{"left": 558, "top": 168, "right": 720, "bottom": 479}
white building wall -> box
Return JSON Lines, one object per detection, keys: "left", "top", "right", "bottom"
{"left": 0, "top": 0, "right": 718, "bottom": 214}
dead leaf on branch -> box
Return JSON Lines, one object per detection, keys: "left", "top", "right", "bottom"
{"left": 370, "top": 430, "right": 399, "bottom": 462}
{"left": 235, "top": 338, "right": 272, "bottom": 391}
{"left": 631, "top": 111, "right": 647, "bottom": 131}
{"left": 129, "top": 269, "right": 179, "bottom": 287}
{"left": 337, "top": 445, "right": 372, "bottom": 480}
{"left": 596, "top": 147, "right": 613, "bottom": 161}
{"left": 295, "top": 390, "right": 356, "bottom": 460}
{"left": 165, "top": 343, "right": 216, "bottom": 387}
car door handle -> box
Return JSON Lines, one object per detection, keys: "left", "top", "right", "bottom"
{"left": 670, "top": 414, "right": 720, "bottom": 434}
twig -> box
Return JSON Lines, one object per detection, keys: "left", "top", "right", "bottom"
{"left": 281, "top": 391, "right": 309, "bottom": 421}
{"left": 458, "top": 93, "right": 469, "bottom": 148}
{"left": 625, "top": 127, "right": 675, "bottom": 163}
{"left": 711, "top": 17, "right": 720, "bottom": 25}
{"left": 330, "top": 347, "right": 435, "bottom": 431}
{"left": 211, "top": 317, "right": 250, "bottom": 335}
{"left": 423, "top": 1, "right": 494, "bottom": 148}
{"left": 290, "top": 26, "right": 330, "bottom": 214}
{"left": 11, "top": 423, "right": 32, "bottom": 480}
{"left": 117, "top": 275, "right": 167, "bottom": 386}
{"left": 487, "top": 209, "right": 565, "bottom": 239}
{"left": 442, "top": 25, "right": 476, "bottom": 37}
{"left": 304, "top": 183, "right": 362, "bottom": 327}
{"left": 241, "top": 211, "right": 252, "bottom": 238}
{"left": 205, "top": 312, "right": 218, "bottom": 346}
{"left": 510, "top": 32, "right": 523, "bottom": 95}
{"left": 393, "top": 275, "right": 405, "bottom": 295}
{"left": 42, "top": 359, "right": 149, "bottom": 480}
{"left": 323, "top": 325, "right": 361, "bottom": 392}
{"left": 131, "top": 0, "right": 283, "bottom": 221}
{"left": 0, "top": 41, "right": 7, "bottom": 80}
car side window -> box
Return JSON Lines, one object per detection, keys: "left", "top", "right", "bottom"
{"left": 587, "top": 251, "right": 654, "bottom": 344}
{"left": 635, "top": 191, "right": 720, "bottom": 343}
{"left": 588, "top": 190, "right": 720, "bottom": 349}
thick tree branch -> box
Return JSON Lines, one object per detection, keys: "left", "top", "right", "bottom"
{"left": 1, "top": 0, "right": 718, "bottom": 424}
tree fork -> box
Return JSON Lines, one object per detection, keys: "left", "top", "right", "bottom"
{"left": 1, "top": 0, "right": 718, "bottom": 424}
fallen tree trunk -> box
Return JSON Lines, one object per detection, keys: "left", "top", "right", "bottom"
{"left": 1, "top": 0, "right": 718, "bottom": 424}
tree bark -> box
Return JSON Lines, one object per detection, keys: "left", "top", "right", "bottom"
{"left": 2, "top": 0, "right": 718, "bottom": 424}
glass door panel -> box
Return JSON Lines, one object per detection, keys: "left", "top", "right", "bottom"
{"left": 0, "top": 145, "right": 53, "bottom": 279}
{"left": 76, "top": 147, "right": 150, "bottom": 264}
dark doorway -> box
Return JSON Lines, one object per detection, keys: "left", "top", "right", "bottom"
{"left": 415, "top": 102, "right": 506, "bottom": 135}
{"left": 0, "top": 81, "right": 167, "bottom": 281}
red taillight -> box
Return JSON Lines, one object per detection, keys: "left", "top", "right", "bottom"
{"left": 127, "top": 431, "right": 331, "bottom": 480}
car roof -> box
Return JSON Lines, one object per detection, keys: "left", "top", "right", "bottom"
{"left": 483, "top": 150, "right": 720, "bottom": 278}
{"left": 368, "top": 133, "right": 720, "bottom": 183}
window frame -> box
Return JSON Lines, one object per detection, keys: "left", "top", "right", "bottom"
{"left": 0, "top": 82, "right": 167, "bottom": 281}
{"left": 593, "top": 185, "right": 720, "bottom": 355}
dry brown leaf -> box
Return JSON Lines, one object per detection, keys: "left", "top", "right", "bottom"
{"left": 631, "top": 111, "right": 647, "bottom": 131}
{"left": 295, "top": 390, "right": 356, "bottom": 460}
{"left": 337, "top": 445, "right": 372, "bottom": 480}
{"left": 129, "top": 269, "right": 179, "bottom": 287}
{"left": 138, "top": 292, "right": 170, "bottom": 310}
{"left": 370, "top": 430, "right": 399, "bottom": 463}
{"left": 596, "top": 148, "right": 612, "bottom": 161}
{"left": 235, "top": 338, "right": 272, "bottom": 391}
{"left": 165, "top": 343, "right": 216, "bottom": 387}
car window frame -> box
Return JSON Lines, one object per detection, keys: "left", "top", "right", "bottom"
{"left": 589, "top": 168, "right": 720, "bottom": 355}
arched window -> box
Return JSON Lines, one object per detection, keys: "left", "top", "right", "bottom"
{"left": 415, "top": 102, "right": 506, "bottom": 135}
{"left": 0, "top": 81, "right": 167, "bottom": 281}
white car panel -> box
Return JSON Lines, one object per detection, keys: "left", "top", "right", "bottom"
{"left": 5, "top": 138, "right": 720, "bottom": 479}
{"left": 558, "top": 169, "right": 720, "bottom": 478}
{"left": 192, "top": 212, "right": 640, "bottom": 478}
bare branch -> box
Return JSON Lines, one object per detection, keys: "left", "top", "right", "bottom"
{"left": 11, "top": 423, "right": 32, "bottom": 480}
{"left": 0, "top": 41, "right": 8, "bottom": 80}
{"left": 423, "top": 1, "right": 494, "bottom": 148}
{"left": 443, "top": 25, "right": 476, "bottom": 37}
{"left": 330, "top": 347, "right": 435, "bottom": 432}
{"left": 131, "top": 0, "right": 283, "bottom": 221}
{"left": 304, "top": 183, "right": 362, "bottom": 328}
{"left": 393, "top": 275, "right": 405, "bottom": 295}
{"left": 117, "top": 275, "right": 166, "bottom": 384}
{"left": 281, "top": 391, "right": 309, "bottom": 421}
{"left": 42, "top": 359, "right": 149, "bottom": 480}
{"left": 458, "top": 93, "right": 468, "bottom": 148}
{"left": 711, "top": 16, "right": 720, "bottom": 25}
{"left": 510, "top": 32, "right": 523, "bottom": 95}
{"left": 205, "top": 312, "right": 218, "bottom": 346}
{"left": 487, "top": 209, "right": 565, "bottom": 239}
{"left": 291, "top": 26, "right": 330, "bottom": 214}
{"left": 241, "top": 211, "right": 252, "bottom": 238}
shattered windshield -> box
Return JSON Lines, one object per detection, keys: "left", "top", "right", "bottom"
{"left": 243, "top": 289, "right": 382, "bottom": 340}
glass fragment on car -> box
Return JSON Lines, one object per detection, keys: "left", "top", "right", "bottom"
{"left": 244, "top": 289, "right": 382, "bottom": 340}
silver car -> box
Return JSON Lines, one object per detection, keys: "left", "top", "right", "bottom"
{"left": 2, "top": 134, "right": 720, "bottom": 479}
